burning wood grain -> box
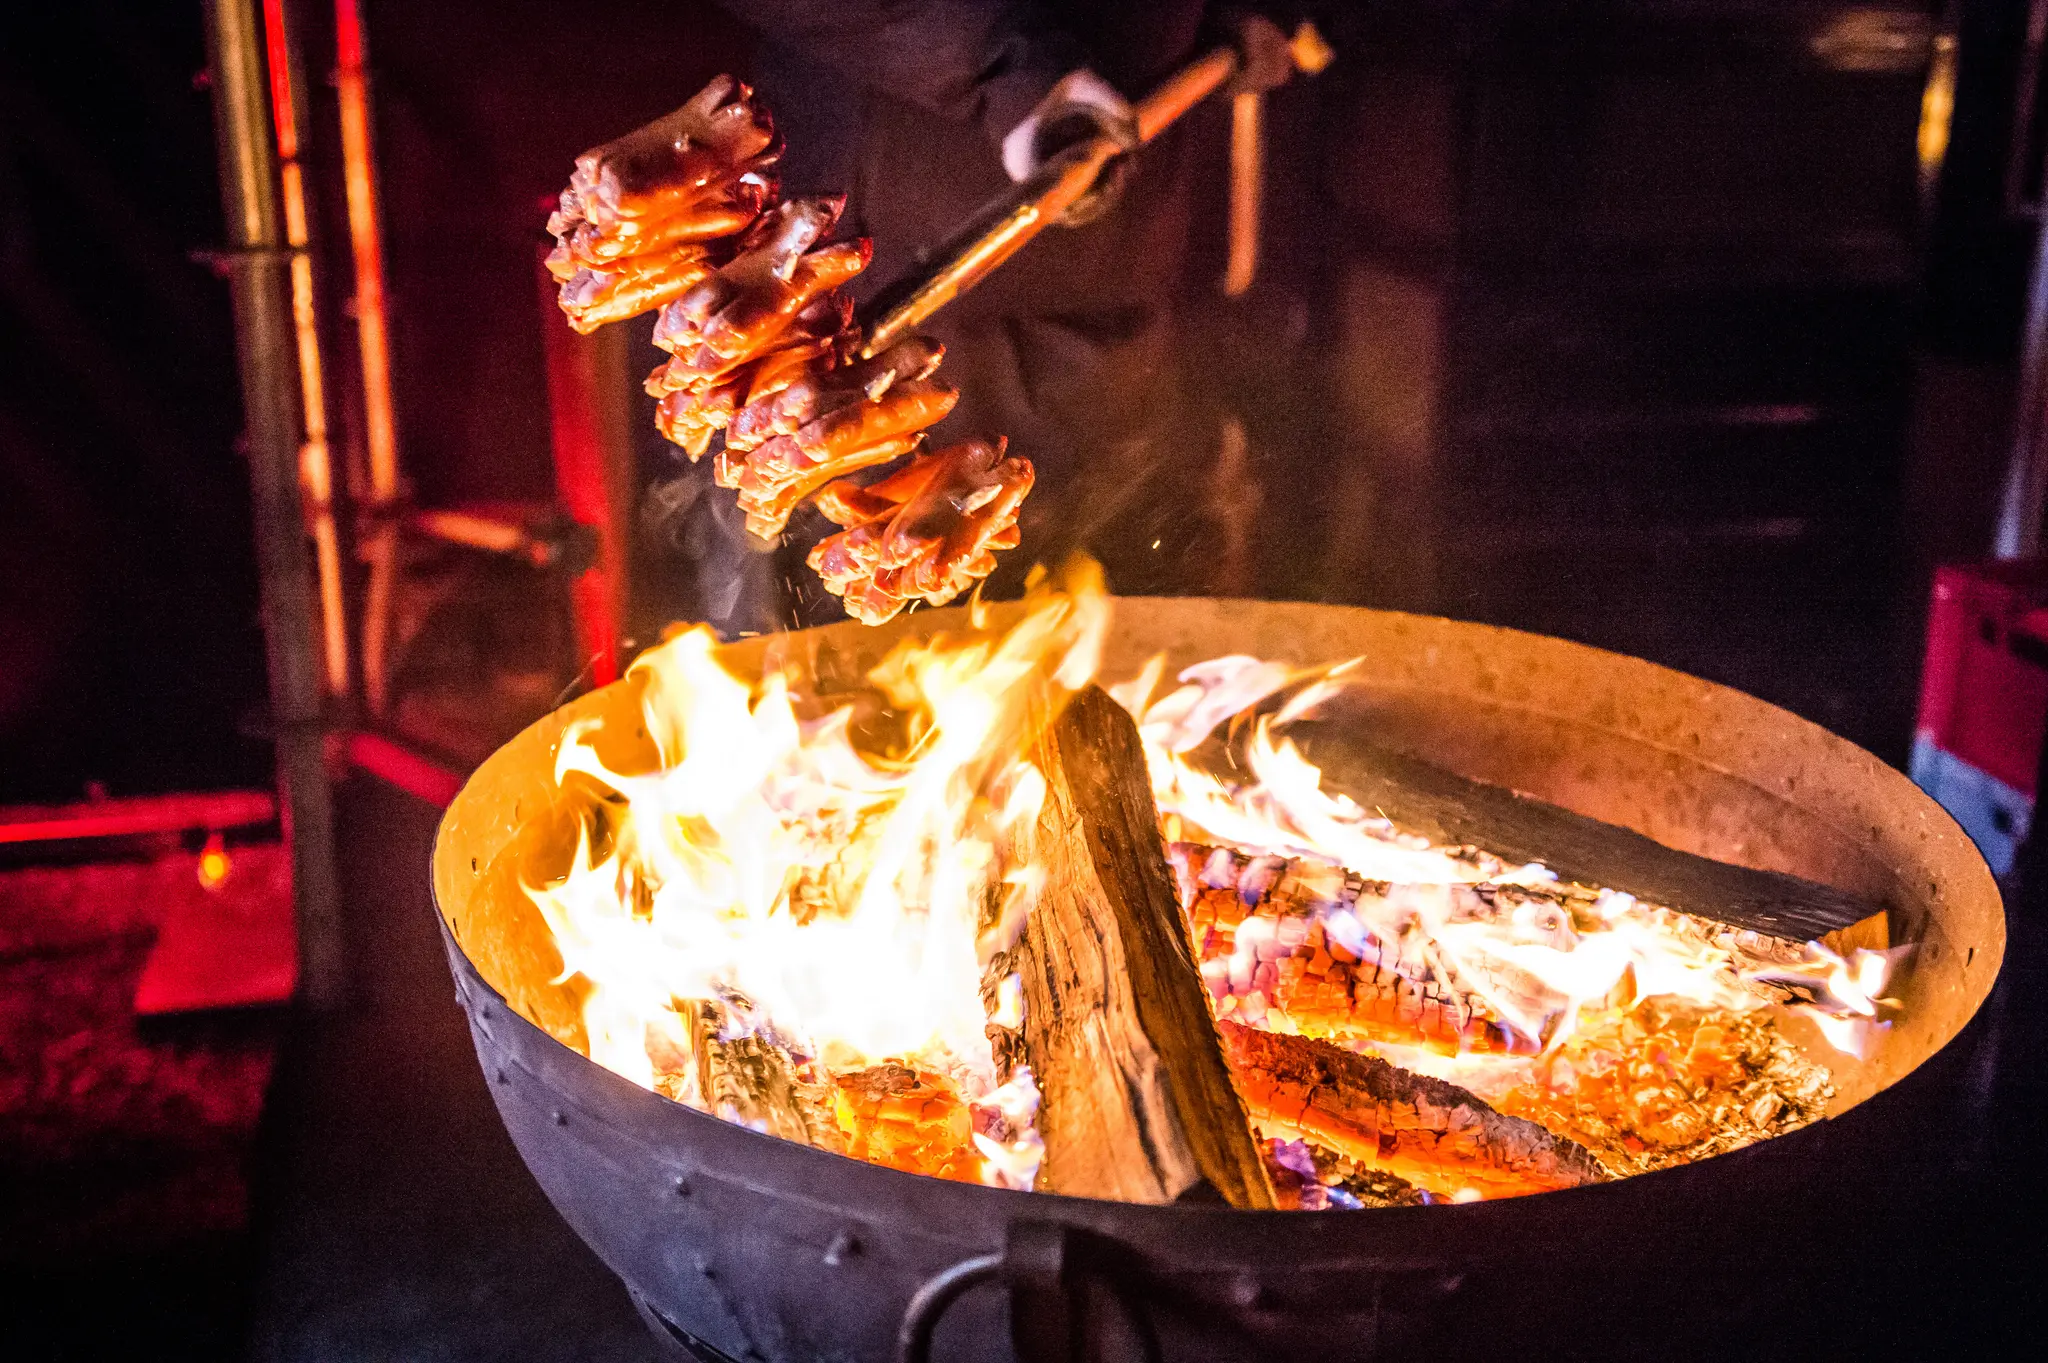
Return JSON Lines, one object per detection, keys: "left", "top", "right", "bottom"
{"left": 985, "top": 687, "right": 1275, "bottom": 1208}
{"left": 1218, "top": 1021, "right": 1605, "bottom": 1200}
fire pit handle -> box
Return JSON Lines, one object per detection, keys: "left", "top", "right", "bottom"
{"left": 896, "top": 1251, "right": 1004, "bottom": 1363}
{"left": 897, "top": 1221, "right": 1155, "bottom": 1363}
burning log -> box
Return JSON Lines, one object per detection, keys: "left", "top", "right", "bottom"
{"left": 987, "top": 687, "right": 1277, "bottom": 1208}
{"left": 660, "top": 1007, "right": 990, "bottom": 1183}
{"left": 1216, "top": 1021, "right": 1604, "bottom": 1200}
{"left": 1298, "top": 731, "right": 1882, "bottom": 945}
{"left": 1172, "top": 842, "right": 1881, "bottom": 1056}
{"left": 666, "top": 1001, "right": 843, "bottom": 1153}
{"left": 1170, "top": 844, "right": 1543, "bottom": 1055}
{"left": 1493, "top": 1001, "right": 1835, "bottom": 1176}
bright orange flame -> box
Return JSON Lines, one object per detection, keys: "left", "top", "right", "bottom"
{"left": 528, "top": 583, "right": 1901, "bottom": 1197}
{"left": 198, "top": 833, "right": 232, "bottom": 892}
{"left": 529, "top": 562, "right": 1107, "bottom": 1187}
{"left": 1111, "top": 656, "right": 1902, "bottom": 1061}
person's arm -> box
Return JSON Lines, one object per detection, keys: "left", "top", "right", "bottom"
{"left": 712, "top": 0, "right": 1086, "bottom": 154}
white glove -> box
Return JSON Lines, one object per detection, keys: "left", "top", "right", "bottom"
{"left": 1000, "top": 67, "right": 1139, "bottom": 186}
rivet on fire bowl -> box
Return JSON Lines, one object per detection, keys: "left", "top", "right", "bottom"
{"left": 672, "top": 1175, "right": 691, "bottom": 1196}
{"left": 823, "top": 1231, "right": 859, "bottom": 1265}
{"left": 552, "top": 1109, "right": 567, "bottom": 1126}
{"left": 1230, "top": 1274, "right": 1269, "bottom": 1310}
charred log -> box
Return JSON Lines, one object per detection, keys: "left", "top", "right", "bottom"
{"left": 1217, "top": 1020, "right": 1604, "bottom": 1200}
{"left": 1294, "top": 729, "right": 1882, "bottom": 943}
{"left": 988, "top": 687, "right": 1277, "bottom": 1208}
{"left": 1171, "top": 844, "right": 1541, "bottom": 1054}
{"left": 684, "top": 1001, "right": 841, "bottom": 1153}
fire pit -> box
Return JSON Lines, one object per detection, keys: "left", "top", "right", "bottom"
{"left": 431, "top": 595, "right": 2000, "bottom": 1362}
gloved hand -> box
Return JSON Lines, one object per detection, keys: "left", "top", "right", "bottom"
{"left": 999, "top": 69, "right": 1140, "bottom": 226}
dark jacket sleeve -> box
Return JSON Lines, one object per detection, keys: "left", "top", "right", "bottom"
{"left": 713, "top": 1, "right": 1087, "bottom": 150}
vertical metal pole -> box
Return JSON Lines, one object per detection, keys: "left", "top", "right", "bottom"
{"left": 260, "top": 0, "right": 350, "bottom": 699}
{"left": 1997, "top": 203, "right": 2048, "bottom": 559}
{"left": 204, "top": 0, "right": 346, "bottom": 1007}
{"left": 1997, "top": 5, "right": 2048, "bottom": 560}
{"left": 335, "top": 0, "right": 404, "bottom": 714}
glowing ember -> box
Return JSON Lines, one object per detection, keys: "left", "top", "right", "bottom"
{"left": 1114, "top": 656, "right": 1903, "bottom": 1062}
{"left": 526, "top": 577, "right": 1902, "bottom": 1202}
{"left": 197, "top": 833, "right": 232, "bottom": 892}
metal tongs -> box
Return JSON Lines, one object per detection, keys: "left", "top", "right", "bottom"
{"left": 857, "top": 23, "right": 1332, "bottom": 358}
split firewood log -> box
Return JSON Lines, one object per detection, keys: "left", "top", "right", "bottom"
{"left": 677, "top": 1000, "right": 843, "bottom": 1153}
{"left": 984, "top": 686, "right": 1276, "bottom": 1208}
{"left": 1172, "top": 842, "right": 1869, "bottom": 1049}
{"left": 1294, "top": 728, "right": 1884, "bottom": 944}
{"left": 661, "top": 1004, "right": 994, "bottom": 1183}
{"left": 1216, "top": 1020, "right": 1604, "bottom": 1200}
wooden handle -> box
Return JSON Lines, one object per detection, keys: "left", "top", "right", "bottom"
{"left": 1133, "top": 47, "right": 1239, "bottom": 143}
{"left": 1222, "top": 90, "right": 1262, "bottom": 297}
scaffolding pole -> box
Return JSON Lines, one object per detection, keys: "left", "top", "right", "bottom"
{"left": 203, "top": 0, "right": 346, "bottom": 1008}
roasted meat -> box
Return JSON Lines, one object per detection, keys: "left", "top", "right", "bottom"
{"left": 548, "top": 75, "right": 1032, "bottom": 614}
{"left": 809, "top": 439, "right": 1034, "bottom": 624}
{"left": 547, "top": 75, "right": 780, "bottom": 334}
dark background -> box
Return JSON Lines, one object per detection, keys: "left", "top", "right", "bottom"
{"left": 1, "top": 3, "right": 264, "bottom": 802}
{"left": 1, "top": 0, "right": 2030, "bottom": 801}
{"left": 3, "top": 0, "right": 2045, "bottom": 1358}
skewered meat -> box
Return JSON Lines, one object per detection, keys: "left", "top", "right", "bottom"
{"left": 651, "top": 309, "right": 846, "bottom": 461}
{"left": 721, "top": 379, "right": 959, "bottom": 539}
{"left": 652, "top": 198, "right": 864, "bottom": 367}
{"left": 556, "top": 245, "right": 722, "bottom": 335}
{"left": 547, "top": 75, "right": 780, "bottom": 334}
{"left": 548, "top": 75, "right": 1034, "bottom": 615}
{"left": 726, "top": 337, "right": 945, "bottom": 453}
{"left": 645, "top": 198, "right": 870, "bottom": 463}
{"left": 809, "top": 440, "right": 1034, "bottom": 625}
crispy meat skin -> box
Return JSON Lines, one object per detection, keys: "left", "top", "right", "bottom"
{"left": 548, "top": 75, "right": 1033, "bottom": 611}
{"left": 548, "top": 76, "right": 781, "bottom": 334}
{"left": 727, "top": 338, "right": 945, "bottom": 452}
{"left": 809, "top": 439, "right": 1033, "bottom": 624}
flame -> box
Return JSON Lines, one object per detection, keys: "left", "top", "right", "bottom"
{"left": 528, "top": 561, "right": 1106, "bottom": 1187}
{"left": 527, "top": 578, "right": 1901, "bottom": 1197}
{"left": 1114, "top": 657, "right": 1901, "bottom": 1060}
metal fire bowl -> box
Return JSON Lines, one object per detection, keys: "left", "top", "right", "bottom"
{"left": 431, "top": 598, "right": 2001, "bottom": 1363}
